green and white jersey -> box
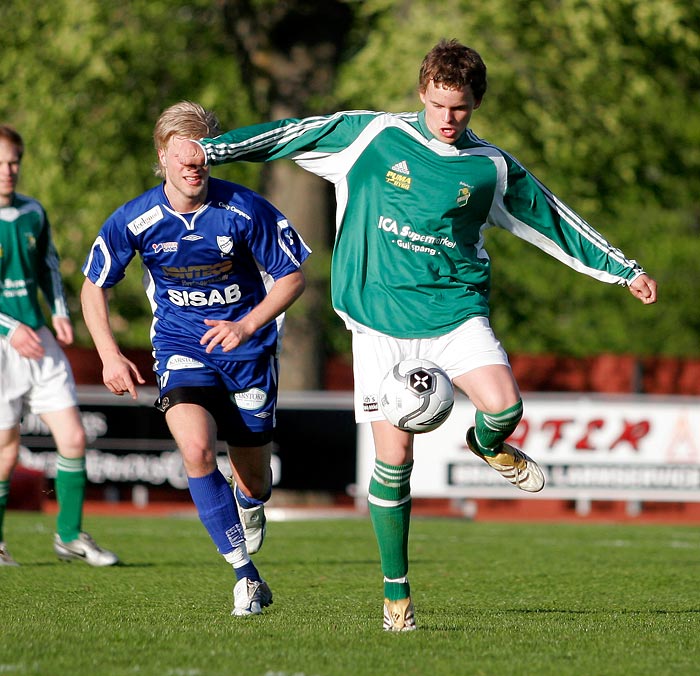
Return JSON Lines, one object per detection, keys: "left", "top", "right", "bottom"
{"left": 201, "top": 111, "right": 644, "bottom": 339}
{"left": 0, "top": 193, "right": 68, "bottom": 338}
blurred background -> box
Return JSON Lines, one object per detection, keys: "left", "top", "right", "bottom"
{"left": 3, "top": 0, "right": 699, "bottom": 391}
{"left": 4, "top": 0, "right": 700, "bottom": 517}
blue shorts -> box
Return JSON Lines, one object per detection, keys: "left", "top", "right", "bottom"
{"left": 154, "top": 351, "right": 278, "bottom": 445}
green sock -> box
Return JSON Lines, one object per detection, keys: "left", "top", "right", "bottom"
{"left": 368, "top": 459, "right": 413, "bottom": 601}
{"left": 0, "top": 480, "right": 10, "bottom": 542}
{"left": 474, "top": 400, "right": 524, "bottom": 456}
{"left": 55, "top": 456, "right": 86, "bottom": 542}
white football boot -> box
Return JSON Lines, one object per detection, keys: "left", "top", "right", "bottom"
{"left": 0, "top": 542, "right": 19, "bottom": 567}
{"left": 53, "top": 532, "right": 119, "bottom": 566}
{"left": 232, "top": 577, "right": 273, "bottom": 616}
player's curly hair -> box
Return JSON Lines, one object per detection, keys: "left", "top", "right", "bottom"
{"left": 0, "top": 125, "right": 24, "bottom": 159}
{"left": 152, "top": 101, "right": 220, "bottom": 178}
{"left": 419, "top": 39, "right": 487, "bottom": 101}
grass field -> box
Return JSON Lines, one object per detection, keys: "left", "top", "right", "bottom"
{"left": 2, "top": 511, "right": 700, "bottom": 676}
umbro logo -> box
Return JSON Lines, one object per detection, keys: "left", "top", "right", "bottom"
{"left": 391, "top": 161, "right": 410, "bottom": 175}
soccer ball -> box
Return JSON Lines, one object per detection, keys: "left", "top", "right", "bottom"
{"left": 379, "top": 359, "right": 454, "bottom": 433}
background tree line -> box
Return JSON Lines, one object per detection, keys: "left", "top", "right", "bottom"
{"left": 2, "top": 0, "right": 698, "bottom": 389}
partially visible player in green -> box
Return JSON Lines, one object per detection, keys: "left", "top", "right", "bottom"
{"left": 175, "top": 39, "right": 657, "bottom": 630}
{"left": 0, "top": 125, "right": 118, "bottom": 567}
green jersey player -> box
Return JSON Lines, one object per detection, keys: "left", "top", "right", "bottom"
{"left": 0, "top": 125, "right": 118, "bottom": 567}
{"left": 176, "top": 39, "right": 657, "bottom": 630}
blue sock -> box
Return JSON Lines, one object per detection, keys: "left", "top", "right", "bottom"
{"left": 235, "top": 484, "right": 270, "bottom": 509}
{"left": 188, "top": 470, "right": 247, "bottom": 555}
{"left": 235, "top": 561, "right": 260, "bottom": 581}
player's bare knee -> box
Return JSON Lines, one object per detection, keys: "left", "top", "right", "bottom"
{"left": 179, "top": 443, "right": 218, "bottom": 477}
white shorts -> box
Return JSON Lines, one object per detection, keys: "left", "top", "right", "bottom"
{"left": 352, "top": 316, "right": 510, "bottom": 423}
{"left": 0, "top": 326, "right": 78, "bottom": 429}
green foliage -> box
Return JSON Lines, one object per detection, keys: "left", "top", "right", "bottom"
{"left": 4, "top": 513, "right": 700, "bottom": 675}
{"left": 336, "top": 0, "right": 700, "bottom": 356}
{"left": 0, "top": 0, "right": 261, "bottom": 346}
{"left": 2, "top": 0, "right": 699, "bottom": 357}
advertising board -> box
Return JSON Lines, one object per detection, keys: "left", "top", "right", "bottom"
{"left": 356, "top": 393, "right": 700, "bottom": 503}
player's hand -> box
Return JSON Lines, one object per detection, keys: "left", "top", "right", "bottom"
{"left": 52, "top": 316, "right": 74, "bottom": 347}
{"left": 172, "top": 136, "right": 207, "bottom": 168}
{"left": 628, "top": 274, "right": 657, "bottom": 305}
{"left": 200, "top": 319, "right": 252, "bottom": 353}
{"left": 9, "top": 323, "right": 45, "bottom": 360}
{"left": 102, "top": 353, "right": 146, "bottom": 399}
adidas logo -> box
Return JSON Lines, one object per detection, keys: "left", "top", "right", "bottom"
{"left": 391, "top": 160, "right": 410, "bottom": 175}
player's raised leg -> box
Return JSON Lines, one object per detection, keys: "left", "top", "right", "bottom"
{"left": 455, "top": 365, "right": 544, "bottom": 493}
{"left": 228, "top": 444, "right": 272, "bottom": 555}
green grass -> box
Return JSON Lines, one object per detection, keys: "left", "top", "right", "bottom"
{"left": 2, "top": 513, "right": 700, "bottom": 676}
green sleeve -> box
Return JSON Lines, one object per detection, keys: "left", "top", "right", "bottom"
{"left": 0, "top": 314, "right": 19, "bottom": 338}
{"left": 492, "top": 153, "right": 643, "bottom": 284}
{"left": 201, "top": 112, "right": 380, "bottom": 165}
{"left": 36, "top": 214, "right": 70, "bottom": 319}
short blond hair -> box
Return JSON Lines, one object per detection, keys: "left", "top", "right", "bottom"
{"left": 153, "top": 101, "right": 220, "bottom": 177}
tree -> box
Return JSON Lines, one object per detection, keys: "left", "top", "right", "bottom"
{"left": 2, "top": 0, "right": 699, "bottom": 379}
{"left": 218, "top": 0, "right": 358, "bottom": 388}
{"left": 334, "top": 0, "right": 700, "bottom": 357}
{"left": 0, "top": 0, "right": 260, "bottom": 344}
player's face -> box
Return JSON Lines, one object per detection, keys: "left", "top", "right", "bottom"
{"left": 0, "top": 139, "right": 21, "bottom": 207}
{"left": 419, "top": 80, "right": 481, "bottom": 145}
{"left": 159, "top": 136, "right": 211, "bottom": 211}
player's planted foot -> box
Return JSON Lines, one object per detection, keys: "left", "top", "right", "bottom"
{"left": 383, "top": 597, "right": 416, "bottom": 632}
{"left": 0, "top": 542, "right": 19, "bottom": 567}
{"left": 232, "top": 577, "right": 273, "bottom": 616}
{"left": 53, "top": 532, "right": 120, "bottom": 567}
{"left": 466, "top": 427, "right": 545, "bottom": 493}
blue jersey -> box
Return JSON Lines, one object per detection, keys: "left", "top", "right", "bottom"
{"left": 82, "top": 177, "right": 310, "bottom": 362}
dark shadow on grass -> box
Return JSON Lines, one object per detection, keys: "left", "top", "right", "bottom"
{"left": 501, "top": 608, "right": 700, "bottom": 614}
{"left": 423, "top": 607, "right": 700, "bottom": 632}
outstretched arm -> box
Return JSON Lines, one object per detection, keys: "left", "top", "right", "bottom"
{"left": 628, "top": 273, "right": 657, "bottom": 305}
{"left": 80, "top": 278, "right": 146, "bottom": 399}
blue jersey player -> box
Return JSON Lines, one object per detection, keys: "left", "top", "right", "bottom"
{"left": 81, "top": 101, "right": 310, "bottom": 616}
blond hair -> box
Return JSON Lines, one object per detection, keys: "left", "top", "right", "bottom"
{"left": 153, "top": 101, "right": 220, "bottom": 178}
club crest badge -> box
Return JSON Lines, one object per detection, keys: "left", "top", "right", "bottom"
{"left": 217, "top": 235, "right": 234, "bottom": 255}
{"left": 457, "top": 184, "right": 472, "bottom": 208}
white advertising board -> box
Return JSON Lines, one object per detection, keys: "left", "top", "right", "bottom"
{"left": 356, "top": 393, "right": 700, "bottom": 503}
